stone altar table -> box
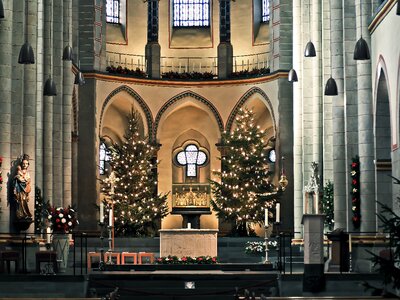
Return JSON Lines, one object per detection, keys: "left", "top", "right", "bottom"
{"left": 159, "top": 229, "right": 218, "bottom": 257}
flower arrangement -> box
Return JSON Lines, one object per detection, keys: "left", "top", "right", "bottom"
{"left": 156, "top": 255, "right": 218, "bottom": 265}
{"left": 245, "top": 240, "right": 278, "bottom": 254}
{"left": 106, "top": 65, "right": 147, "bottom": 78}
{"left": 161, "top": 71, "right": 215, "bottom": 80}
{"left": 350, "top": 156, "right": 361, "bottom": 228}
{"left": 46, "top": 205, "right": 78, "bottom": 233}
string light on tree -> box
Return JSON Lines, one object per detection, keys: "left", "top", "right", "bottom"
{"left": 100, "top": 108, "right": 169, "bottom": 236}
{"left": 210, "top": 107, "right": 282, "bottom": 236}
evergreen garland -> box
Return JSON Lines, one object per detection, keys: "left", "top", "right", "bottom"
{"left": 350, "top": 156, "right": 361, "bottom": 228}
{"left": 210, "top": 108, "right": 281, "bottom": 236}
{"left": 321, "top": 181, "right": 334, "bottom": 230}
{"left": 34, "top": 186, "right": 46, "bottom": 233}
{"left": 100, "top": 108, "right": 169, "bottom": 237}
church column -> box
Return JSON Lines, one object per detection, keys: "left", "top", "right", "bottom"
{"left": 43, "top": 0, "right": 54, "bottom": 203}
{"left": 217, "top": 0, "right": 233, "bottom": 79}
{"left": 356, "top": 0, "right": 375, "bottom": 232}
{"left": 331, "top": 1, "right": 347, "bottom": 229}
{"left": 293, "top": 0, "right": 304, "bottom": 237}
{"left": 77, "top": 78, "right": 98, "bottom": 230}
{"left": 23, "top": 0, "right": 38, "bottom": 218}
{"left": 63, "top": 0, "right": 73, "bottom": 207}
{"left": 53, "top": 0, "right": 63, "bottom": 206}
{"left": 0, "top": 0, "right": 13, "bottom": 231}
{"left": 145, "top": 0, "right": 161, "bottom": 79}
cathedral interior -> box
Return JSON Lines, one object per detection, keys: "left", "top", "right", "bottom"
{"left": 0, "top": 0, "right": 399, "bottom": 298}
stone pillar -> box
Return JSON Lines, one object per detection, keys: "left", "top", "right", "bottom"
{"left": 331, "top": 1, "right": 347, "bottom": 229}
{"left": 23, "top": 0, "right": 38, "bottom": 223}
{"left": 356, "top": 0, "right": 375, "bottom": 232}
{"left": 63, "top": 0, "right": 73, "bottom": 207}
{"left": 302, "top": 214, "right": 325, "bottom": 292}
{"left": 292, "top": 0, "right": 303, "bottom": 238}
{"left": 53, "top": 0, "right": 63, "bottom": 206}
{"left": 145, "top": 0, "right": 160, "bottom": 79}
{"left": 0, "top": 0, "right": 13, "bottom": 231}
{"left": 217, "top": 0, "right": 233, "bottom": 79}
{"left": 43, "top": 0, "right": 54, "bottom": 203}
{"left": 77, "top": 78, "right": 98, "bottom": 230}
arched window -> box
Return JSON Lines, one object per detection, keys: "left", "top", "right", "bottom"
{"left": 262, "top": 0, "right": 270, "bottom": 22}
{"left": 106, "top": 0, "right": 120, "bottom": 23}
{"left": 99, "top": 142, "right": 110, "bottom": 175}
{"left": 173, "top": 0, "right": 210, "bottom": 27}
{"left": 176, "top": 144, "right": 207, "bottom": 177}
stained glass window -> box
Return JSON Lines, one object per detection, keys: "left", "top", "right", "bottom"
{"left": 99, "top": 142, "right": 110, "bottom": 175}
{"left": 106, "top": 0, "right": 120, "bottom": 23}
{"left": 262, "top": 0, "right": 270, "bottom": 22}
{"left": 176, "top": 144, "right": 207, "bottom": 177}
{"left": 173, "top": 0, "right": 210, "bottom": 27}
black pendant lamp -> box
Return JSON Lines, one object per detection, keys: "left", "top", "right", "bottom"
{"left": 324, "top": 77, "right": 338, "bottom": 96}
{"left": 74, "top": 70, "right": 85, "bottom": 85}
{"left": 354, "top": 0, "right": 370, "bottom": 60}
{"left": 44, "top": 76, "right": 57, "bottom": 96}
{"left": 288, "top": 68, "right": 298, "bottom": 82}
{"left": 324, "top": 0, "right": 338, "bottom": 96}
{"left": 0, "top": 0, "right": 5, "bottom": 18}
{"left": 62, "top": 7, "right": 73, "bottom": 61}
{"left": 397, "top": 1, "right": 400, "bottom": 15}
{"left": 304, "top": 0, "right": 316, "bottom": 57}
{"left": 18, "top": 1, "right": 35, "bottom": 64}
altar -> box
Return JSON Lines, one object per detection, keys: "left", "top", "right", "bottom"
{"left": 159, "top": 229, "right": 218, "bottom": 257}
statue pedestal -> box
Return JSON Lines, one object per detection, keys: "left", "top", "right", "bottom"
{"left": 302, "top": 214, "right": 325, "bottom": 293}
{"left": 159, "top": 229, "right": 218, "bottom": 257}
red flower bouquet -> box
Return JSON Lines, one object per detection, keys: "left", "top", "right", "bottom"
{"left": 47, "top": 205, "right": 78, "bottom": 233}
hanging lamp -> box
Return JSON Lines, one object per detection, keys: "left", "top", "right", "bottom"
{"left": 0, "top": 0, "right": 5, "bottom": 18}
{"left": 353, "top": 0, "right": 370, "bottom": 60}
{"left": 62, "top": 6, "right": 73, "bottom": 61}
{"left": 44, "top": 75, "right": 57, "bottom": 96}
{"left": 44, "top": 3, "right": 57, "bottom": 96}
{"left": 18, "top": 0, "right": 35, "bottom": 64}
{"left": 288, "top": 68, "right": 298, "bottom": 82}
{"left": 397, "top": 1, "right": 400, "bottom": 15}
{"left": 304, "top": 0, "right": 316, "bottom": 57}
{"left": 324, "top": 0, "right": 338, "bottom": 96}
{"left": 74, "top": 68, "right": 85, "bottom": 85}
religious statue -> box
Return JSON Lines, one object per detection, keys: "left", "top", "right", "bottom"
{"left": 14, "top": 154, "right": 32, "bottom": 219}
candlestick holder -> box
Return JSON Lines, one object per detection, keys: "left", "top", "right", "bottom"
{"left": 264, "top": 224, "right": 271, "bottom": 264}
{"left": 98, "top": 221, "right": 106, "bottom": 271}
{"left": 349, "top": 251, "right": 353, "bottom": 272}
{"left": 106, "top": 222, "right": 114, "bottom": 265}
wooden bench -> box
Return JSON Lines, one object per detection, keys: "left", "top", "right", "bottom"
{"left": 0, "top": 250, "right": 20, "bottom": 273}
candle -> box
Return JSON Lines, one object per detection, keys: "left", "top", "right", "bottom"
{"left": 100, "top": 201, "right": 104, "bottom": 223}
{"left": 109, "top": 206, "right": 113, "bottom": 227}
{"left": 276, "top": 203, "right": 281, "bottom": 223}
{"left": 349, "top": 234, "right": 352, "bottom": 252}
{"left": 46, "top": 227, "right": 51, "bottom": 244}
{"left": 265, "top": 208, "right": 269, "bottom": 226}
{"left": 187, "top": 223, "right": 191, "bottom": 229}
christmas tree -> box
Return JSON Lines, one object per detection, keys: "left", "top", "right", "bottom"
{"left": 101, "top": 108, "right": 169, "bottom": 237}
{"left": 321, "top": 181, "right": 334, "bottom": 230}
{"left": 210, "top": 107, "right": 281, "bottom": 236}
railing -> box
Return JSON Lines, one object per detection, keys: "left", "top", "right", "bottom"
{"left": 105, "top": 50, "right": 271, "bottom": 76}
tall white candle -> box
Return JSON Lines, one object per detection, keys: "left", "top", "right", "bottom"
{"left": 100, "top": 201, "right": 104, "bottom": 223}
{"left": 265, "top": 208, "right": 269, "bottom": 226}
{"left": 349, "top": 234, "right": 352, "bottom": 252}
{"left": 109, "top": 206, "right": 113, "bottom": 227}
{"left": 276, "top": 203, "right": 281, "bottom": 223}
{"left": 187, "top": 223, "right": 191, "bottom": 229}
{"left": 46, "top": 227, "right": 51, "bottom": 244}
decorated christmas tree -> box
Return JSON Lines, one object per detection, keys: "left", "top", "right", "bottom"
{"left": 322, "top": 181, "right": 334, "bottom": 230}
{"left": 210, "top": 107, "right": 281, "bottom": 236}
{"left": 101, "top": 108, "right": 169, "bottom": 237}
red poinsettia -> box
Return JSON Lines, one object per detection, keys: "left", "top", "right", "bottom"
{"left": 46, "top": 205, "right": 79, "bottom": 233}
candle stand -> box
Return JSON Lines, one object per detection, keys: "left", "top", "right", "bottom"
{"left": 264, "top": 223, "right": 271, "bottom": 264}
{"left": 98, "top": 221, "right": 106, "bottom": 271}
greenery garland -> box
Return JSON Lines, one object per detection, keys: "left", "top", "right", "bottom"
{"left": 321, "top": 181, "right": 334, "bottom": 230}
{"left": 351, "top": 156, "right": 361, "bottom": 228}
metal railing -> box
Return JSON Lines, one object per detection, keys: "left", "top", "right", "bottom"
{"left": 105, "top": 50, "right": 271, "bottom": 77}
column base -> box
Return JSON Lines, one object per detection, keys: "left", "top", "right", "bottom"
{"left": 145, "top": 42, "right": 161, "bottom": 79}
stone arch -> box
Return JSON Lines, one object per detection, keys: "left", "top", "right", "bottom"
{"left": 226, "top": 87, "right": 276, "bottom": 133}
{"left": 99, "top": 85, "right": 153, "bottom": 140}
{"left": 153, "top": 90, "right": 224, "bottom": 141}
{"left": 374, "top": 56, "right": 392, "bottom": 212}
